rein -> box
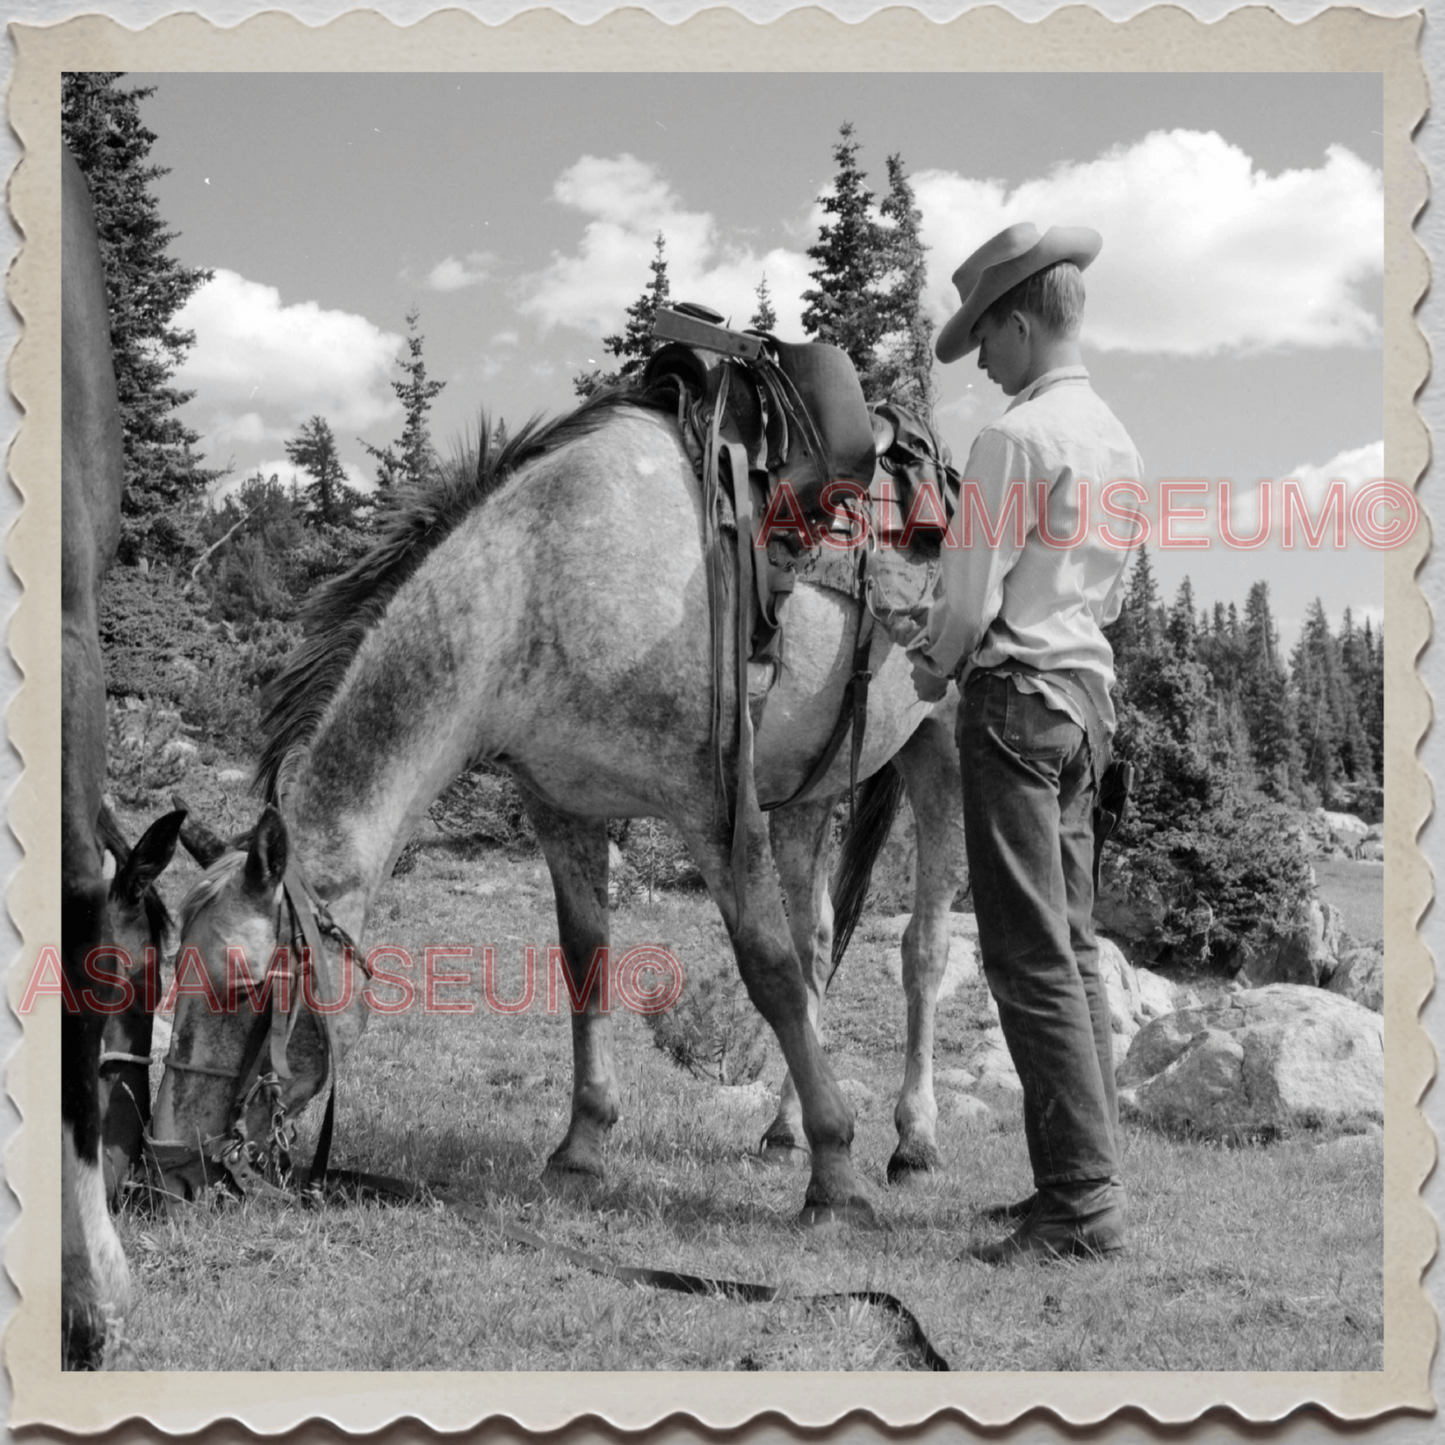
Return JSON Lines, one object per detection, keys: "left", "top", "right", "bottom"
{"left": 145, "top": 861, "right": 951, "bottom": 1370}
{"left": 145, "top": 859, "right": 358, "bottom": 1195}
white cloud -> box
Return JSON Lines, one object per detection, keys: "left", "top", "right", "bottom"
{"left": 519, "top": 153, "right": 813, "bottom": 340}
{"left": 490, "top": 329, "right": 520, "bottom": 346}
{"left": 914, "top": 131, "right": 1382, "bottom": 356}
{"left": 175, "top": 270, "right": 403, "bottom": 450}
{"left": 426, "top": 251, "right": 497, "bottom": 291}
{"left": 1229, "top": 440, "right": 1386, "bottom": 541}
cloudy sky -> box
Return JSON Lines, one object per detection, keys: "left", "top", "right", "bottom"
{"left": 130, "top": 71, "right": 1385, "bottom": 644}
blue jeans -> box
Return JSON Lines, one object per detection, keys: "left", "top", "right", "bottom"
{"left": 958, "top": 671, "right": 1120, "bottom": 1189}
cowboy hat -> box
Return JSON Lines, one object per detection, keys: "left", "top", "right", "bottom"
{"left": 935, "top": 223, "right": 1102, "bottom": 363}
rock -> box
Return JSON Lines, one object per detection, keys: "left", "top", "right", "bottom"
{"left": 971, "top": 1030, "right": 1023, "bottom": 1095}
{"left": 1097, "top": 938, "right": 1185, "bottom": 1039}
{"left": 1316, "top": 808, "right": 1368, "bottom": 839}
{"left": 1112, "top": 1032, "right": 1133, "bottom": 1069}
{"left": 1244, "top": 894, "right": 1342, "bottom": 989}
{"left": 713, "top": 1080, "right": 774, "bottom": 1114}
{"left": 883, "top": 934, "right": 979, "bottom": 1000}
{"left": 1359, "top": 840, "right": 1385, "bottom": 862}
{"left": 936, "top": 1066, "right": 977, "bottom": 1089}
{"left": 1323, "top": 944, "right": 1384, "bottom": 1013}
{"left": 160, "top": 737, "right": 199, "bottom": 764}
{"left": 1097, "top": 940, "right": 1144, "bottom": 1038}
{"left": 217, "top": 767, "right": 248, "bottom": 786}
{"left": 1094, "top": 859, "right": 1168, "bottom": 954}
{"left": 837, "top": 1077, "right": 877, "bottom": 1115}
{"left": 876, "top": 911, "right": 980, "bottom": 942}
{"left": 948, "top": 1094, "right": 994, "bottom": 1128}
{"left": 1117, "top": 984, "right": 1383, "bottom": 1140}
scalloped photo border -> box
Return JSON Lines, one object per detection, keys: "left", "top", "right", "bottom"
{"left": 3, "top": 4, "right": 1432, "bottom": 1433}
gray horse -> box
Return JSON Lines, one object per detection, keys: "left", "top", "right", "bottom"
{"left": 152, "top": 386, "right": 967, "bottom": 1224}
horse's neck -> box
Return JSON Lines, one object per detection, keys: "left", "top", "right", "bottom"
{"left": 282, "top": 676, "right": 484, "bottom": 941}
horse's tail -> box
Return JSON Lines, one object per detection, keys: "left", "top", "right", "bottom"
{"left": 826, "top": 763, "right": 907, "bottom": 989}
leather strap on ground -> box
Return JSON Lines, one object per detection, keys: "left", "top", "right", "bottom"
{"left": 313, "top": 1165, "right": 950, "bottom": 1372}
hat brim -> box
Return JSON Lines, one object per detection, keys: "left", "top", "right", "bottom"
{"left": 935, "top": 227, "right": 1102, "bottom": 364}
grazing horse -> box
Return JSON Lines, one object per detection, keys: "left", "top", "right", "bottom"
{"left": 152, "top": 390, "right": 968, "bottom": 1223}
{"left": 94, "top": 805, "right": 186, "bottom": 1202}
{"left": 60, "top": 147, "right": 131, "bottom": 1367}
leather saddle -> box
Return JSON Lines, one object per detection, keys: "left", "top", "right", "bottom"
{"left": 644, "top": 304, "right": 877, "bottom": 536}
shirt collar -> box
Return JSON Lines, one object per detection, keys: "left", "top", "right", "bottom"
{"left": 1007, "top": 365, "right": 1091, "bottom": 411}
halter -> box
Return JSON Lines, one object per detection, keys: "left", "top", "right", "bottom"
{"left": 145, "top": 858, "right": 362, "bottom": 1197}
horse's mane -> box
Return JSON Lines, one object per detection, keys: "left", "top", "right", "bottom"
{"left": 255, "top": 382, "right": 676, "bottom": 800}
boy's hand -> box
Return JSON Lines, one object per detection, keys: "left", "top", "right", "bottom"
{"left": 910, "top": 658, "right": 949, "bottom": 703}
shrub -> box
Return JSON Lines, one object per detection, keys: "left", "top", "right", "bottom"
{"left": 100, "top": 564, "right": 223, "bottom": 703}
{"left": 105, "top": 697, "right": 190, "bottom": 806}
{"left": 643, "top": 952, "right": 770, "bottom": 1086}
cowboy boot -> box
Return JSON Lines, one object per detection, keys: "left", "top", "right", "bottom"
{"left": 966, "top": 1181, "right": 1125, "bottom": 1265}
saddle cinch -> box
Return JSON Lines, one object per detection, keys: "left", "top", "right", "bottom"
{"left": 643, "top": 303, "right": 959, "bottom": 827}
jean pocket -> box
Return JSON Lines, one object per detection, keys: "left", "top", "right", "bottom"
{"left": 1003, "top": 686, "right": 1085, "bottom": 761}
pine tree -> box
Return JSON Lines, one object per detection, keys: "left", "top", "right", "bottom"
{"left": 1238, "top": 581, "right": 1302, "bottom": 800}
{"left": 362, "top": 309, "right": 446, "bottom": 498}
{"left": 1106, "top": 547, "right": 1163, "bottom": 676}
{"left": 1166, "top": 577, "right": 1198, "bottom": 660}
{"left": 1291, "top": 598, "right": 1362, "bottom": 803}
{"left": 749, "top": 274, "right": 778, "bottom": 333}
{"left": 286, "top": 417, "right": 353, "bottom": 528}
{"left": 801, "top": 123, "right": 887, "bottom": 377}
{"left": 62, "top": 72, "right": 219, "bottom": 562}
{"left": 870, "top": 153, "right": 936, "bottom": 413}
{"left": 575, "top": 233, "right": 671, "bottom": 397}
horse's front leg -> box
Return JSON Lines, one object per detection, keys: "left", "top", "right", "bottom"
{"left": 524, "top": 797, "right": 619, "bottom": 1180}
{"left": 758, "top": 795, "right": 838, "bottom": 1164}
{"left": 682, "top": 808, "right": 873, "bottom": 1227}
{"left": 887, "top": 708, "right": 968, "bottom": 1183}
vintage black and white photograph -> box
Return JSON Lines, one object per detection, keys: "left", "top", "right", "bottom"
{"left": 19, "top": 8, "right": 1429, "bottom": 1427}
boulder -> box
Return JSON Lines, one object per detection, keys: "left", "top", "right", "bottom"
{"left": 971, "top": 1029, "right": 1023, "bottom": 1095}
{"left": 876, "top": 911, "right": 980, "bottom": 942}
{"left": 1323, "top": 944, "right": 1385, "bottom": 1013}
{"left": 883, "top": 932, "right": 979, "bottom": 1000}
{"left": 1097, "top": 938, "right": 1189, "bottom": 1040}
{"left": 1117, "top": 984, "right": 1383, "bottom": 1140}
{"left": 837, "top": 1077, "right": 878, "bottom": 1116}
{"left": 1244, "top": 894, "right": 1343, "bottom": 989}
{"left": 1094, "top": 859, "right": 1168, "bottom": 957}
{"left": 947, "top": 1094, "right": 994, "bottom": 1128}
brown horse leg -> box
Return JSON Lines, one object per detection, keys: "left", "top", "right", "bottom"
{"left": 758, "top": 795, "right": 838, "bottom": 1164}
{"left": 886, "top": 711, "right": 968, "bottom": 1183}
{"left": 525, "top": 798, "right": 619, "bottom": 1181}
{"left": 681, "top": 810, "right": 873, "bottom": 1226}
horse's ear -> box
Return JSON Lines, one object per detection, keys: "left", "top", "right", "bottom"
{"left": 116, "top": 808, "right": 186, "bottom": 906}
{"left": 244, "top": 807, "right": 288, "bottom": 897}
{"left": 173, "top": 792, "right": 230, "bottom": 868}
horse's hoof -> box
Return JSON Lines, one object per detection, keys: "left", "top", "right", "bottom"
{"left": 797, "top": 1196, "right": 880, "bottom": 1230}
{"left": 543, "top": 1153, "right": 605, "bottom": 1189}
{"left": 887, "top": 1143, "right": 942, "bottom": 1185}
{"left": 754, "top": 1138, "right": 810, "bottom": 1169}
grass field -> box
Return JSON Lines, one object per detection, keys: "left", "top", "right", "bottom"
{"left": 1313, "top": 859, "right": 1386, "bottom": 945}
{"left": 110, "top": 772, "right": 1384, "bottom": 1373}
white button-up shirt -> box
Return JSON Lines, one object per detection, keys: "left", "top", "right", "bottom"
{"left": 911, "top": 366, "right": 1144, "bottom": 735}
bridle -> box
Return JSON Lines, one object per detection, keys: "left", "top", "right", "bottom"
{"left": 145, "top": 858, "right": 362, "bottom": 1199}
